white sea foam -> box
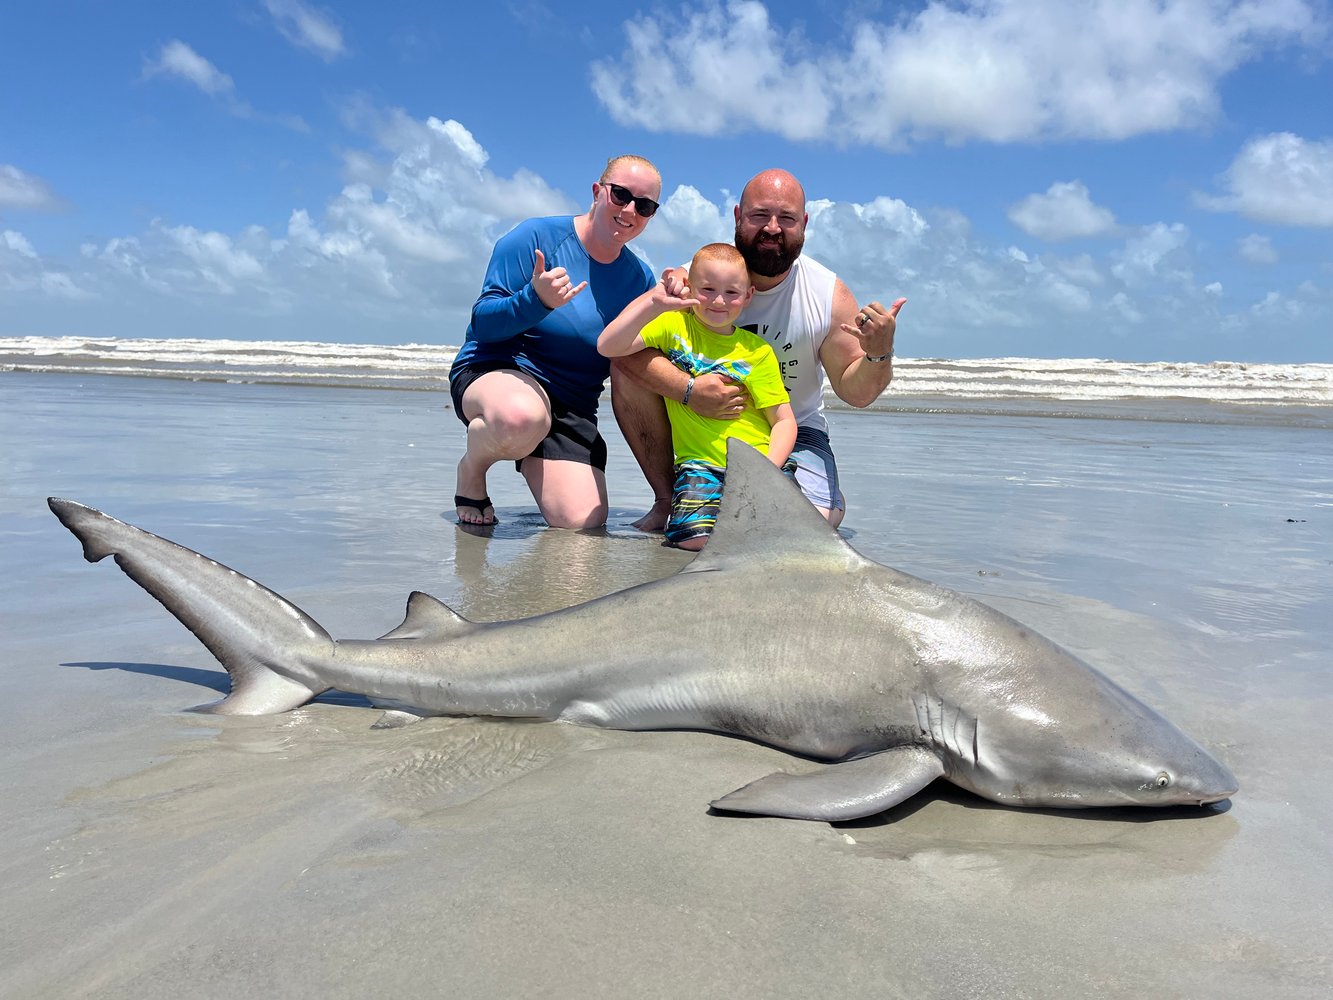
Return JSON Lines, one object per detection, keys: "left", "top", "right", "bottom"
{"left": 3, "top": 335, "right": 1331, "bottom": 407}
{"left": 889, "top": 356, "right": 1333, "bottom": 405}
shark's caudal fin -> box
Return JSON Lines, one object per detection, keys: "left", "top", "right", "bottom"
{"left": 682, "top": 439, "right": 870, "bottom": 573}
{"left": 48, "top": 498, "right": 333, "bottom": 715}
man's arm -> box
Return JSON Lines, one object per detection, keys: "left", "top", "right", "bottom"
{"left": 613, "top": 348, "right": 751, "bottom": 419}
{"left": 820, "top": 279, "right": 906, "bottom": 408}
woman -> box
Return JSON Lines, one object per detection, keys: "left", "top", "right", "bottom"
{"left": 448, "top": 155, "right": 661, "bottom": 528}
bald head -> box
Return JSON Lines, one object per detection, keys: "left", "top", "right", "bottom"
{"left": 734, "top": 169, "right": 808, "bottom": 282}
{"left": 739, "top": 169, "right": 806, "bottom": 213}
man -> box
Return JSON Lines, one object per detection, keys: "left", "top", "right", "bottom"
{"left": 610, "top": 168, "right": 906, "bottom": 530}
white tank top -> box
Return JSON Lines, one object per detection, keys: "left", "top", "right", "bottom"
{"left": 736, "top": 256, "right": 837, "bottom": 434}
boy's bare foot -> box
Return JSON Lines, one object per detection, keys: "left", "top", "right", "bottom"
{"left": 630, "top": 497, "right": 671, "bottom": 533}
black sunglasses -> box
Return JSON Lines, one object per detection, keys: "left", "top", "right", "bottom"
{"left": 603, "top": 182, "right": 659, "bottom": 218}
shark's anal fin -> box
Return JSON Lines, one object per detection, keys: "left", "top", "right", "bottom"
{"left": 710, "top": 746, "right": 946, "bottom": 821}
{"left": 371, "top": 709, "right": 430, "bottom": 729}
{"left": 368, "top": 697, "right": 447, "bottom": 729}
{"left": 378, "top": 591, "right": 474, "bottom": 641}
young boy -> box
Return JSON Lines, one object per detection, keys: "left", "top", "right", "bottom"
{"left": 599, "top": 243, "right": 796, "bottom": 550}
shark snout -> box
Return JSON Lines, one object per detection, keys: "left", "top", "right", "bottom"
{"left": 1188, "top": 761, "right": 1239, "bottom": 806}
{"left": 1158, "top": 744, "right": 1238, "bottom": 807}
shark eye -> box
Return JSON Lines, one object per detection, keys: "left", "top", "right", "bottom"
{"left": 1154, "top": 772, "right": 1171, "bottom": 788}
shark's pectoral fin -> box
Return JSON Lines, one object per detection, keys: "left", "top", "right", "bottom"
{"left": 710, "top": 746, "right": 946, "bottom": 821}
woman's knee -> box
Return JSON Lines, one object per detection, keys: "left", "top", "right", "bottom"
{"left": 464, "top": 383, "right": 550, "bottom": 451}
{"left": 484, "top": 400, "right": 549, "bottom": 443}
{"left": 539, "top": 495, "right": 608, "bottom": 530}
{"left": 526, "top": 462, "right": 608, "bottom": 529}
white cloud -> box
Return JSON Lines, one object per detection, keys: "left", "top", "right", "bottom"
{"left": 839, "top": 196, "right": 930, "bottom": 239}
{"left": 1052, "top": 254, "right": 1104, "bottom": 287}
{"left": 3, "top": 230, "right": 38, "bottom": 259}
{"left": 591, "top": 2, "right": 833, "bottom": 142}
{"left": 1200, "top": 132, "right": 1333, "bottom": 226}
{"left": 1109, "top": 291, "right": 1144, "bottom": 324}
{"left": 639, "top": 185, "right": 733, "bottom": 255}
{"left": 1, "top": 229, "right": 90, "bottom": 299}
{"left": 1238, "top": 233, "right": 1278, "bottom": 264}
{"left": 264, "top": 0, "right": 345, "bottom": 61}
{"left": 326, "top": 184, "right": 462, "bottom": 265}
{"left": 1008, "top": 181, "right": 1117, "bottom": 241}
{"left": 1111, "top": 223, "right": 1193, "bottom": 287}
{"left": 843, "top": 0, "right": 1323, "bottom": 144}
{"left": 592, "top": 0, "right": 1326, "bottom": 147}
{"left": 0, "top": 165, "right": 63, "bottom": 212}
{"left": 1251, "top": 290, "right": 1306, "bottom": 321}
{"left": 802, "top": 196, "right": 929, "bottom": 287}
{"left": 96, "top": 235, "right": 171, "bottom": 293}
{"left": 143, "top": 40, "right": 235, "bottom": 97}
{"left": 142, "top": 40, "right": 308, "bottom": 132}
{"left": 338, "top": 110, "right": 574, "bottom": 253}
{"left": 160, "top": 223, "right": 265, "bottom": 293}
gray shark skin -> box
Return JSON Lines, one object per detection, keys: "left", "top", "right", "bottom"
{"left": 47, "top": 441, "right": 1237, "bottom": 822}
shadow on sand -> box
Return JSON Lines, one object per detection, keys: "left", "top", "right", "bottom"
{"left": 60, "top": 661, "right": 370, "bottom": 707}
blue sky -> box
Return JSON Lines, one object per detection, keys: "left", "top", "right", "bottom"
{"left": 2, "top": 0, "right": 1331, "bottom": 362}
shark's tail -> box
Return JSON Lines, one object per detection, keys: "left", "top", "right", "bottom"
{"left": 48, "top": 498, "right": 335, "bottom": 715}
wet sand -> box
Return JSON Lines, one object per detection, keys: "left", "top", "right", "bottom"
{"left": 2, "top": 372, "right": 1330, "bottom": 998}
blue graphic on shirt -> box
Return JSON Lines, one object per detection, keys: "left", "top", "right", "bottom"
{"left": 666, "top": 343, "right": 753, "bottom": 382}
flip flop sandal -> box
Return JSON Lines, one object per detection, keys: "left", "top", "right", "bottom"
{"left": 454, "top": 494, "right": 496, "bottom": 524}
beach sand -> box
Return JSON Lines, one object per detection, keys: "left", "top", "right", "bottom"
{"left": 2, "top": 372, "right": 1330, "bottom": 998}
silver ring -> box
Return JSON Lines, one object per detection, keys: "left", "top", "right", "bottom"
{"left": 856, "top": 312, "right": 869, "bottom": 327}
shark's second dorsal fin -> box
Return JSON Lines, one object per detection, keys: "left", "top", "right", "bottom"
{"left": 681, "top": 439, "right": 869, "bottom": 573}
{"left": 379, "top": 591, "right": 475, "bottom": 640}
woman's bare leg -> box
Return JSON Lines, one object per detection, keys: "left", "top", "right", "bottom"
{"left": 455, "top": 370, "right": 552, "bottom": 525}
{"left": 520, "top": 458, "right": 609, "bottom": 530}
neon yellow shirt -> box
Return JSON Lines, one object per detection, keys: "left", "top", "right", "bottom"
{"left": 639, "top": 310, "right": 790, "bottom": 467}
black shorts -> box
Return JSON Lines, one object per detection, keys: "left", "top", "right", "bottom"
{"left": 449, "top": 362, "right": 608, "bottom": 472}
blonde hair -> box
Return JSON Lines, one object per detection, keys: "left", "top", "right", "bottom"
{"left": 600, "top": 154, "right": 660, "bottom": 183}
{"left": 689, "top": 242, "right": 747, "bottom": 277}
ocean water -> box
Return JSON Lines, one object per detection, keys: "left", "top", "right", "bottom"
{"left": 4, "top": 369, "right": 1327, "bottom": 666}
{"left": 4, "top": 335, "right": 1332, "bottom": 426}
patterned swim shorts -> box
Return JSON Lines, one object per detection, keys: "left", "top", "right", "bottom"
{"left": 665, "top": 462, "right": 726, "bottom": 547}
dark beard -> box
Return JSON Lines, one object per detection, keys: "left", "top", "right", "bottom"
{"left": 735, "top": 224, "right": 804, "bottom": 278}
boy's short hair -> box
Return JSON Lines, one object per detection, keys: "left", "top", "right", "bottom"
{"left": 600, "top": 154, "right": 659, "bottom": 183}
{"left": 689, "top": 242, "right": 747, "bottom": 277}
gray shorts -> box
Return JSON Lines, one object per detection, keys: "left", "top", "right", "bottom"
{"left": 790, "top": 425, "right": 844, "bottom": 512}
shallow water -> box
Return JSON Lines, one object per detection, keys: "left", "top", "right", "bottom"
{"left": 2, "top": 372, "right": 1331, "bottom": 998}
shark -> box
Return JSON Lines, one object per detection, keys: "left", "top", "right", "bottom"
{"left": 47, "top": 440, "right": 1237, "bottom": 822}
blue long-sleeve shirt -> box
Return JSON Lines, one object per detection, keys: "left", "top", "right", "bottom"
{"left": 450, "top": 216, "right": 655, "bottom": 414}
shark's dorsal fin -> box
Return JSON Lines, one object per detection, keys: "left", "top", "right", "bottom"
{"left": 681, "top": 439, "right": 870, "bottom": 574}
{"left": 379, "top": 591, "right": 475, "bottom": 640}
